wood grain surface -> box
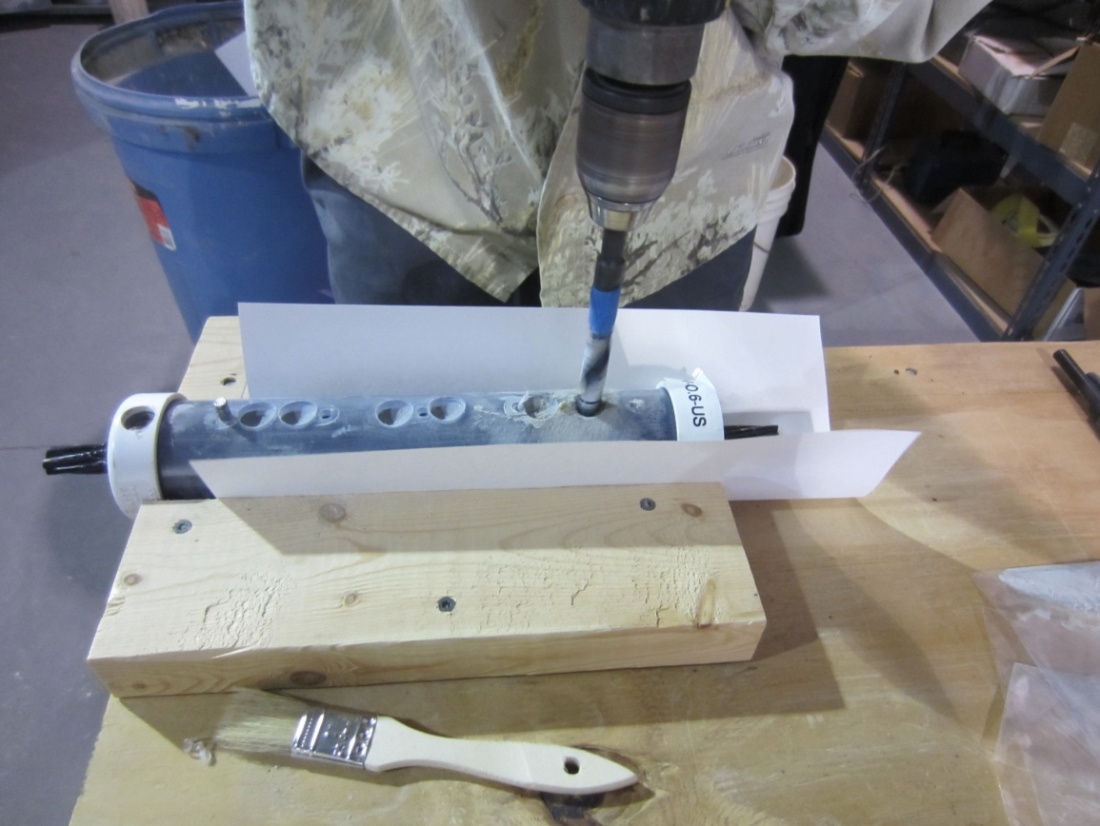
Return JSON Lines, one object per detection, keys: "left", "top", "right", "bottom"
{"left": 88, "top": 483, "right": 764, "bottom": 696}
{"left": 70, "top": 322, "right": 1100, "bottom": 825}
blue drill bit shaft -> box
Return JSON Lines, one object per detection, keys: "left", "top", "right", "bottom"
{"left": 577, "top": 229, "right": 627, "bottom": 416}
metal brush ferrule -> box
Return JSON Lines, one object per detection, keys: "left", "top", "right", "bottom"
{"left": 291, "top": 707, "right": 377, "bottom": 768}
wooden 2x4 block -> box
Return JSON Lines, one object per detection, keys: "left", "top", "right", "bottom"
{"left": 89, "top": 483, "right": 764, "bottom": 697}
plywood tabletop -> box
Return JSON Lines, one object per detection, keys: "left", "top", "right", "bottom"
{"left": 70, "top": 321, "right": 1100, "bottom": 825}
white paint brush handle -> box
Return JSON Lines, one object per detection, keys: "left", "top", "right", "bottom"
{"left": 363, "top": 716, "right": 636, "bottom": 795}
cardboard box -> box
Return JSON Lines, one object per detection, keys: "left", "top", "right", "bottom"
{"left": 931, "top": 187, "right": 1072, "bottom": 327}
{"left": 958, "top": 35, "right": 1073, "bottom": 116}
{"left": 827, "top": 60, "right": 967, "bottom": 143}
{"left": 1039, "top": 42, "right": 1100, "bottom": 173}
{"left": 827, "top": 60, "right": 889, "bottom": 140}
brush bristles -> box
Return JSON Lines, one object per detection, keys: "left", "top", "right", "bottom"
{"left": 215, "top": 689, "right": 310, "bottom": 755}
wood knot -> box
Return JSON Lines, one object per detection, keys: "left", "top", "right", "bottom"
{"left": 122, "top": 573, "right": 142, "bottom": 586}
{"left": 289, "top": 670, "right": 326, "bottom": 687}
{"left": 681, "top": 503, "right": 703, "bottom": 517}
{"left": 342, "top": 591, "right": 360, "bottom": 607}
{"left": 319, "top": 503, "right": 347, "bottom": 523}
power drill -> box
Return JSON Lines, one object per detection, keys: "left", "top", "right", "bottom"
{"left": 574, "top": 0, "right": 725, "bottom": 416}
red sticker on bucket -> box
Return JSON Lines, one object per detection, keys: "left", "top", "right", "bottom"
{"left": 132, "top": 183, "right": 176, "bottom": 251}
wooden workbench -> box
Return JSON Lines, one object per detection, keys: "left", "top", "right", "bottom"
{"left": 70, "top": 321, "right": 1100, "bottom": 824}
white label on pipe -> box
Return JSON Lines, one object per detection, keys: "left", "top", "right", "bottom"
{"left": 658, "top": 369, "right": 724, "bottom": 442}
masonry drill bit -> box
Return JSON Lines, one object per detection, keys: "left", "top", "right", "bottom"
{"left": 577, "top": 228, "right": 627, "bottom": 416}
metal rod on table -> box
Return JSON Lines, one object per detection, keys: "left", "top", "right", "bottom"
{"left": 1053, "top": 349, "right": 1100, "bottom": 435}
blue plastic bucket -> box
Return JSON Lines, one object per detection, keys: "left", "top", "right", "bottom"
{"left": 72, "top": 2, "right": 330, "bottom": 339}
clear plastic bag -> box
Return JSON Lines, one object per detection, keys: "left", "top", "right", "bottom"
{"left": 974, "top": 562, "right": 1100, "bottom": 825}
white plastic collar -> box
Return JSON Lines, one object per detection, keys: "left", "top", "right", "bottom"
{"left": 106, "top": 393, "right": 181, "bottom": 519}
{"left": 658, "top": 369, "right": 724, "bottom": 442}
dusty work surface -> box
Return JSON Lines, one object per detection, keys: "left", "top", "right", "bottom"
{"left": 71, "top": 320, "right": 1100, "bottom": 824}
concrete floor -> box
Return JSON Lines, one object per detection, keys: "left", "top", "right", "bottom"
{"left": 757, "top": 152, "right": 977, "bottom": 346}
{"left": 0, "top": 17, "right": 975, "bottom": 826}
{"left": 1, "top": 17, "right": 192, "bottom": 826}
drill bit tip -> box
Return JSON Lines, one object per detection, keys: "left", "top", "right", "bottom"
{"left": 577, "top": 333, "right": 612, "bottom": 417}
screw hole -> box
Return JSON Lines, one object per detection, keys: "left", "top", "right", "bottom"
{"left": 172, "top": 519, "right": 192, "bottom": 534}
{"left": 563, "top": 757, "right": 580, "bottom": 775}
{"left": 121, "top": 407, "right": 155, "bottom": 431}
{"left": 437, "top": 596, "right": 456, "bottom": 613}
{"left": 640, "top": 498, "right": 656, "bottom": 511}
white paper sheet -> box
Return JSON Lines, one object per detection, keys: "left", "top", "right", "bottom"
{"left": 194, "top": 304, "right": 918, "bottom": 501}
{"left": 194, "top": 430, "right": 918, "bottom": 502}
{"left": 240, "top": 304, "right": 832, "bottom": 432}
{"left": 214, "top": 32, "right": 258, "bottom": 97}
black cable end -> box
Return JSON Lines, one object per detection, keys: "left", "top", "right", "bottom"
{"left": 723, "top": 424, "right": 779, "bottom": 440}
{"left": 43, "top": 444, "right": 107, "bottom": 476}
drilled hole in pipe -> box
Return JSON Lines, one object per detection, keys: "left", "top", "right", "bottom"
{"left": 239, "top": 403, "right": 275, "bottom": 429}
{"left": 279, "top": 401, "right": 317, "bottom": 427}
{"left": 429, "top": 397, "right": 466, "bottom": 423}
{"left": 376, "top": 400, "right": 414, "bottom": 428}
{"left": 522, "top": 394, "right": 553, "bottom": 417}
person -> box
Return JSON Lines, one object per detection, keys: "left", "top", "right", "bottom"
{"left": 244, "top": 1, "right": 990, "bottom": 310}
{"left": 776, "top": 54, "right": 850, "bottom": 239}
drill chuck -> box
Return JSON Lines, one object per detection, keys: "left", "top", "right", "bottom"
{"left": 575, "top": 7, "right": 714, "bottom": 231}
{"left": 576, "top": 70, "right": 691, "bottom": 231}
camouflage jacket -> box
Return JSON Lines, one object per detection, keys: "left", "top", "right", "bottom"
{"left": 246, "top": 0, "right": 989, "bottom": 305}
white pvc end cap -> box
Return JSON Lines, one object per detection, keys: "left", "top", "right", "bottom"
{"left": 106, "top": 393, "right": 181, "bottom": 519}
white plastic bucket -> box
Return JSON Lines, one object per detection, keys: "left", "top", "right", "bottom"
{"left": 740, "top": 157, "right": 796, "bottom": 311}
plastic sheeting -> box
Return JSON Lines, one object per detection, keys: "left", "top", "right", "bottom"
{"left": 974, "top": 562, "right": 1100, "bottom": 826}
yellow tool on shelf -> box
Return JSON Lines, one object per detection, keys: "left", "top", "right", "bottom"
{"left": 991, "top": 193, "right": 1060, "bottom": 249}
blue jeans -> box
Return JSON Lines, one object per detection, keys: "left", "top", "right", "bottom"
{"left": 304, "top": 158, "right": 752, "bottom": 309}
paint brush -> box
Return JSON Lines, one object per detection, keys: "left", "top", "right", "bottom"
{"left": 213, "top": 690, "right": 638, "bottom": 795}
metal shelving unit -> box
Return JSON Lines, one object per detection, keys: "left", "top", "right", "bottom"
{"left": 825, "top": 132, "right": 1003, "bottom": 340}
{"left": 827, "top": 56, "right": 1100, "bottom": 341}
